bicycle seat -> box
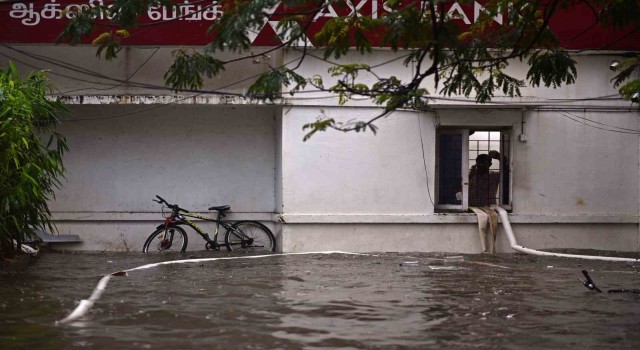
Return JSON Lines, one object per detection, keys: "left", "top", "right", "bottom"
{"left": 208, "top": 205, "right": 230, "bottom": 212}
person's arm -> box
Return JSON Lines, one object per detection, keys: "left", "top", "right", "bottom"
{"left": 490, "top": 150, "right": 509, "bottom": 165}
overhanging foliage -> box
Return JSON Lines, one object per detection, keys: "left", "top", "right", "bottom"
{"left": 57, "top": 0, "right": 640, "bottom": 138}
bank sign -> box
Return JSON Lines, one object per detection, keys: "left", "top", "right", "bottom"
{"left": 1, "top": 0, "right": 638, "bottom": 50}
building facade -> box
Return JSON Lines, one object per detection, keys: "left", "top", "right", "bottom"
{"left": 2, "top": 1, "right": 639, "bottom": 253}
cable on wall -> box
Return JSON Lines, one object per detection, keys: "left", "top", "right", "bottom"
{"left": 417, "top": 114, "right": 435, "bottom": 208}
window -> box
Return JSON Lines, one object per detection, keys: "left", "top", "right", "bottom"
{"left": 436, "top": 128, "right": 512, "bottom": 211}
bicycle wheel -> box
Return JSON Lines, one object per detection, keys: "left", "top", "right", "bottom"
{"left": 224, "top": 221, "right": 276, "bottom": 252}
{"left": 142, "top": 226, "right": 188, "bottom": 253}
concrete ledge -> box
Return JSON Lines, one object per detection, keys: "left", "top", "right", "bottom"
{"left": 51, "top": 212, "right": 639, "bottom": 224}
{"left": 33, "top": 229, "right": 82, "bottom": 243}
{"left": 56, "top": 95, "right": 265, "bottom": 105}
{"left": 277, "top": 214, "right": 639, "bottom": 224}
{"left": 281, "top": 222, "right": 640, "bottom": 253}
{"left": 52, "top": 212, "right": 275, "bottom": 222}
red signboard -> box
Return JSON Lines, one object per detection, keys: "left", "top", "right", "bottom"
{"left": 1, "top": 0, "right": 638, "bottom": 50}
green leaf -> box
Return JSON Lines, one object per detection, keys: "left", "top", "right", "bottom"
{"left": 619, "top": 79, "right": 640, "bottom": 102}
{"left": 302, "top": 118, "right": 336, "bottom": 141}
{"left": 164, "top": 49, "right": 225, "bottom": 91}
{"left": 248, "top": 68, "right": 307, "bottom": 101}
{"left": 526, "top": 50, "right": 577, "bottom": 88}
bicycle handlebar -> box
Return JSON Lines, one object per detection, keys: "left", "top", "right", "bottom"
{"left": 153, "top": 195, "right": 189, "bottom": 213}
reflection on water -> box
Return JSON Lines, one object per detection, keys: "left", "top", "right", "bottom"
{"left": 1, "top": 251, "right": 640, "bottom": 349}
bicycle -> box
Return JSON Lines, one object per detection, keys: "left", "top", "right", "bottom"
{"left": 142, "top": 195, "right": 276, "bottom": 253}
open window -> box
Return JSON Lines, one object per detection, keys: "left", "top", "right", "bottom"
{"left": 435, "top": 128, "right": 512, "bottom": 211}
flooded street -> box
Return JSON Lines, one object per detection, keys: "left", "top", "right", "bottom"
{"left": 2, "top": 251, "right": 640, "bottom": 349}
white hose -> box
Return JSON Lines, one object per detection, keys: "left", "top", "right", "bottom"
{"left": 57, "top": 251, "right": 367, "bottom": 324}
{"left": 492, "top": 206, "right": 640, "bottom": 262}
{"left": 58, "top": 275, "right": 112, "bottom": 324}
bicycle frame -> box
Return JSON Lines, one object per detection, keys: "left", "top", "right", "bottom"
{"left": 162, "top": 209, "right": 233, "bottom": 250}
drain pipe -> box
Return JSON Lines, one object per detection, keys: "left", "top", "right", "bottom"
{"left": 492, "top": 206, "right": 640, "bottom": 262}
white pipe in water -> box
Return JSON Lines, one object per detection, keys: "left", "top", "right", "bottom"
{"left": 57, "top": 251, "right": 368, "bottom": 324}
{"left": 492, "top": 206, "right": 640, "bottom": 262}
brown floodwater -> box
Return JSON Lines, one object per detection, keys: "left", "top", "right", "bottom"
{"left": 1, "top": 250, "right": 640, "bottom": 349}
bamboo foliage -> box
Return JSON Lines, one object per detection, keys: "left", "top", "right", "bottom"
{"left": 0, "top": 63, "right": 68, "bottom": 256}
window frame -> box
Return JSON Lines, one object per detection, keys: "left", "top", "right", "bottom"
{"left": 435, "top": 129, "right": 469, "bottom": 211}
{"left": 435, "top": 127, "right": 513, "bottom": 212}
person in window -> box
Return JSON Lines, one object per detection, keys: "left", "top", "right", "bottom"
{"left": 469, "top": 153, "right": 501, "bottom": 207}
{"left": 489, "top": 149, "right": 510, "bottom": 205}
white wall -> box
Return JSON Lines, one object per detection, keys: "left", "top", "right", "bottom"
{"left": 280, "top": 107, "right": 435, "bottom": 215}
{"left": 0, "top": 45, "right": 281, "bottom": 96}
{"left": 284, "top": 49, "right": 628, "bottom": 105}
{"left": 514, "top": 110, "right": 639, "bottom": 215}
{"left": 51, "top": 104, "right": 277, "bottom": 214}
